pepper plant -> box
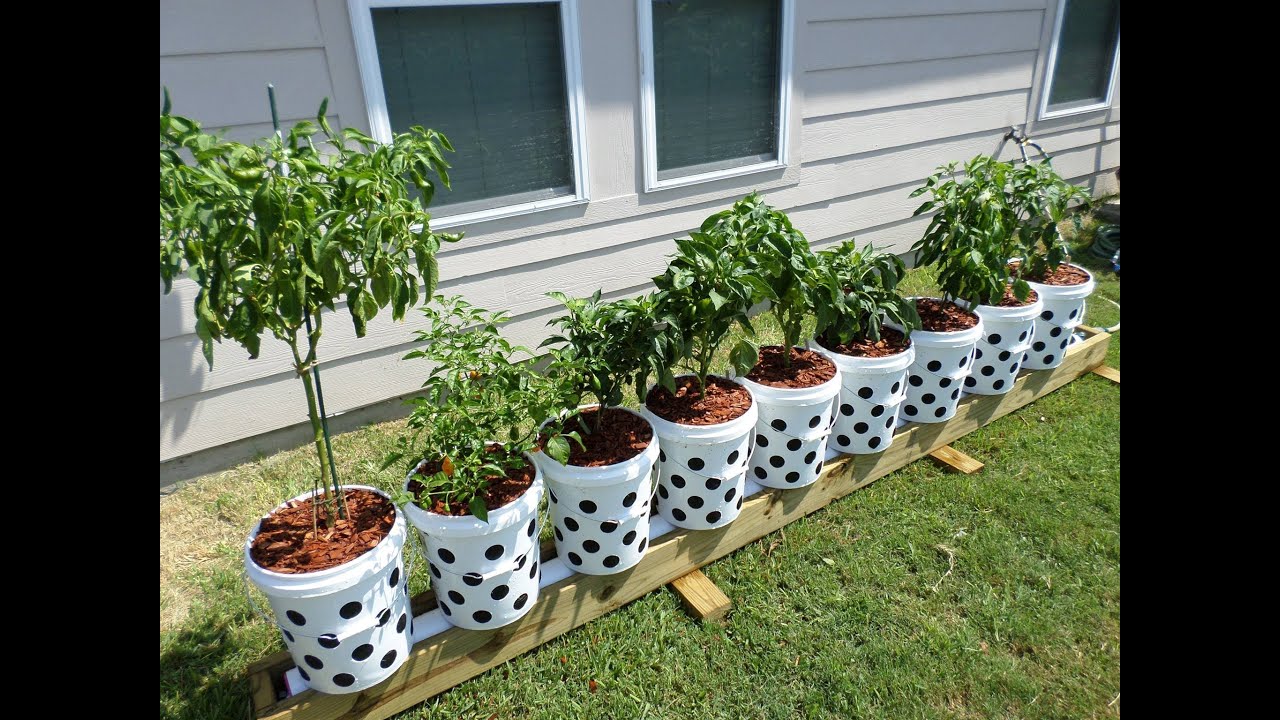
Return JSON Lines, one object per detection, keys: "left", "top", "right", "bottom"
{"left": 159, "top": 92, "right": 458, "bottom": 523}
{"left": 383, "top": 296, "right": 578, "bottom": 521}
{"left": 1008, "top": 159, "right": 1093, "bottom": 280}
{"left": 909, "top": 155, "right": 1031, "bottom": 307}
{"left": 813, "top": 240, "right": 921, "bottom": 346}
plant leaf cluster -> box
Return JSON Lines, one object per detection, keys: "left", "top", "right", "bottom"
{"left": 813, "top": 240, "right": 921, "bottom": 346}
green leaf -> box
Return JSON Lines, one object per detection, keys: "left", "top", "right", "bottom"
{"left": 469, "top": 496, "right": 489, "bottom": 523}
{"left": 708, "top": 288, "right": 728, "bottom": 310}
{"left": 379, "top": 452, "right": 404, "bottom": 472}
{"left": 545, "top": 435, "right": 570, "bottom": 465}
{"left": 729, "top": 339, "right": 759, "bottom": 376}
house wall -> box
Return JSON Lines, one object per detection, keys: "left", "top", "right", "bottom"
{"left": 159, "top": 0, "right": 1119, "bottom": 484}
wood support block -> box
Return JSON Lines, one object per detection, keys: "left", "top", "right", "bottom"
{"left": 1092, "top": 366, "right": 1120, "bottom": 384}
{"left": 668, "top": 569, "right": 732, "bottom": 623}
{"left": 928, "top": 445, "right": 984, "bottom": 474}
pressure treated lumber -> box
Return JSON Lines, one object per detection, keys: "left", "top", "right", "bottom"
{"left": 1091, "top": 365, "right": 1120, "bottom": 384}
{"left": 928, "top": 445, "right": 984, "bottom": 474}
{"left": 667, "top": 570, "right": 732, "bottom": 623}
{"left": 251, "top": 327, "right": 1110, "bottom": 720}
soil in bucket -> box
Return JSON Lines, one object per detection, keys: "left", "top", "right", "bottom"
{"left": 916, "top": 298, "right": 979, "bottom": 332}
{"left": 249, "top": 488, "right": 396, "bottom": 574}
{"left": 1030, "top": 264, "right": 1090, "bottom": 285}
{"left": 991, "top": 284, "right": 1040, "bottom": 307}
{"left": 409, "top": 447, "right": 536, "bottom": 517}
{"left": 645, "top": 375, "right": 753, "bottom": 426}
{"left": 550, "top": 406, "right": 653, "bottom": 467}
{"left": 816, "top": 326, "right": 911, "bottom": 358}
{"left": 745, "top": 346, "right": 837, "bottom": 388}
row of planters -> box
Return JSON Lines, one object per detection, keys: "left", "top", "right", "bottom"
{"left": 159, "top": 100, "right": 1097, "bottom": 694}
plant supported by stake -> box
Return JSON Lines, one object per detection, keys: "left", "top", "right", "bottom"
{"left": 701, "top": 193, "right": 816, "bottom": 368}
{"left": 814, "top": 240, "right": 921, "bottom": 346}
{"left": 1007, "top": 159, "right": 1094, "bottom": 281}
{"left": 159, "top": 92, "right": 458, "bottom": 530}
{"left": 384, "top": 296, "right": 578, "bottom": 521}
{"left": 910, "top": 155, "right": 1031, "bottom": 307}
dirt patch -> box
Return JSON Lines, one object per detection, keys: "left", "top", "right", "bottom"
{"left": 816, "top": 326, "right": 911, "bottom": 358}
{"left": 645, "top": 375, "right": 753, "bottom": 426}
{"left": 554, "top": 406, "right": 653, "bottom": 467}
{"left": 249, "top": 488, "right": 395, "bottom": 574}
{"left": 916, "top": 298, "right": 979, "bottom": 332}
{"left": 991, "top": 284, "right": 1040, "bottom": 307}
{"left": 745, "top": 345, "right": 837, "bottom": 388}
{"left": 411, "top": 447, "right": 536, "bottom": 516}
{"left": 1031, "top": 263, "right": 1090, "bottom": 286}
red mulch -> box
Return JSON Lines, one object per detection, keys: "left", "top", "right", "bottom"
{"left": 249, "top": 488, "right": 395, "bottom": 574}
{"left": 816, "top": 326, "right": 911, "bottom": 358}
{"left": 916, "top": 298, "right": 979, "bottom": 331}
{"left": 745, "top": 346, "right": 837, "bottom": 388}
{"left": 644, "top": 375, "right": 753, "bottom": 426}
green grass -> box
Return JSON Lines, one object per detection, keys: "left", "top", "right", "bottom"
{"left": 159, "top": 228, "right": 1119, "bottom": 720}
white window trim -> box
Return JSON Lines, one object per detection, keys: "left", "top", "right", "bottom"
{"left": 1038, "top": 0, "right": 1120, "bottom": 120}
{"left": 347, "top": 0, "right": 590, "bottom": 229}
{"left": 636, "top": 0, "right": 794, "bottom": 193}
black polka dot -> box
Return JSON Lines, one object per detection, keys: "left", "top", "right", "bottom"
{"left": 623, "top": 530, "right": 638, "bottom": 545}
{"left": 965, "top": 377, "right": 976, "bottom": 387}
{"left": 727, "top": 450, "right": 740, "bottom": 465}
{"left": 350, "top": 644, "right": 373, "bottom": 662}
{"left": 993, "top": 380, "right": 1005, "bottom": 390}
{"left": 548, "top": 488, "right": 558, "bottom": 504}
{"left": 568, "top": 552, "right": 583, "bottom": 566}
{"left": 951, "top": 388, "right": 960, "bottom": 400}
{"left": 530, "top": 560, "right": 539, "bottom": 579}
{"left": 785, "top": 471, "right": 800, "bottom": 483}
{"left": 286, "top": 610, "right": 306, "bottom": 626}
{"left": 283, "top": 629, "right": 295, "bottom": 643}
{"left": 623, "top": 491, "right": 637, "bottom": 507}
{"left": 927, "top": 360, "right": 942, "bottom": 372}
{"left": 770, "top": 455, "right": 785, "bottom": 468}
{"left": 516, "top": 553, "right": 528, "bottom": 571}
{"left": 854, "top": 422, "right": 868, "bottom": 434}
{"left": 333, "top": 673, "right": 355, "bottom": 688}
{"left": 600, "top": 520, "right": 619, "bottom": 533}
{"left": 885, "top": 416, "right": 894, "bottom": 429}
{"left": 1060, "top": 339, "right": 1069, "bottom": 349}
{"left": 514, "top": 593, "right": 530, "bottom": 610}
{"left": 638, "top": 537, "right": 648, "bottom": 553}
{"left": 909, "top": 375, "right": 923, "bottom": 387}
{"left": 989, "top": 333, "right": 1002, "bottom": 345}
{"left": 439, "top": 600, "right": 452, "bottom": 616}
{"left": 584, "top": 539, "right": 600, "bottom": 553}
{"left": 298, "top": 667, "right": 310, "bottom": 682}
{"left": 688, "top": 458, "right": 705, "bottom": 471}
{"left": 858, "top": 387, "right": 873, "bottom": 399}
{"left": 802, "top": 451, "right": 815, "bottom": 464}
{"left": 981, "top": 365, "right": 994, "bottom": 376}
{"left": 922, "top": 393, "right": 935, "bottom": 404}
{"left": 705, "top": 477, "right": 722, "bottom": 490}
{"left": 340, "top": 601, "right": 362, "bottom": 619}
{"left": 735, "top": 497, "right": 743, "bottom": 510}
{"left": 868, "top": 436, "right": 882, "bottom": 449}
{"left": 565, "top": 516, "right": 580, "bottom": 532}
{"left": 672, "top": 508, "right": 687, "bottom": 521}
{"left": 724, "top": 487, "right": 737, "bottom": 502}
{"left": 771, "top": 419, "right": 787, "bottom": 431}
{"left": 671, "top": 474, "right": 686, "bottom": 489}
{"left": 659, "top": 449, "right": 666, "bottom": 462}
{"left": 1019, "top": 331, "right": 1028, "bottom": 341}
{"left": 756, "top": 433, "right": 769, "bottom": 447}
{"left": 688, "top": 496, "right": 705, "bottom": 509}
{"left": 892, "top": 381, "right": 901, "bottom": 394}
{"left": 871, "top": 405, "right": 885, "bottom": 417}
{"left": 838, "top": 434, "right": 850, "bottom": 446}
{"left": 447, "top": 590, "right": 464, "bottom": 605}
{"left": 527, "top": 518, "right": 537, "bottom": 537}
{"left": 1050, "top": 326, "right": 1062, "bottom": 338}
{"left": 959, "top": 355, "right": 968, "bottom": 368}
{"left": 998, "top": 351, "right": 1011, "bottom": 362}
{"left": 380, "top": 650, "right": 398, "bottom": 669}
{"left": 1033, "top": 341, "right": 1045, "bottom": 351}
{"left": 787, "top": 438, "right": 802, "bottom": 451}
{"left": 815, "top": 460, "right": 823, "bottom": 474}
{"left": 841, "top": 403, "right": 854, "bottom": 416}
{"left": 578, "top": 500, "right": 597, "bottom": 515}
{"left": 437, "top": 548, "right": 455, "bottom": 564}
{"left": 429, "top": 563, "right": 441, "bottom": 579}
{"left": 485, "top": 544, "right": 504, "bottom": 561}
{"left": 389, "top": 567, "right": 401, "bottom": 589}
{"left": 1041, "top": 310, "right": 1054, "bottom": 321}
{"left": 754, "top": 466, "right": 767, "bottom": 479}
{"left": 809, "top": 415, "right": 821, "bottom": 428}
{"left": 555, "top": 526, "right": 565, "bottom": 542}
{"left": 706, "top": 511, "right": 722, "bottom": 524}
{"left": 603, "top": 555, "right": 620, "bottom": 568}
{"left": 904, "top": 405, "right": 917, "bottom": 416}
{"left": 397, "top": 613, "right": 407, "bottom": 633}
{"left": 472, "top": 610, "right": 492, "bottom": 624}
{"left": 1044, "top": 355, "right": 1055, "bottom": 364}
{"left": 1069, "top": 308, "right": 1078, "bottom": 319}
{"left": 1010, "top": 364, "right": 1020, "bottom": 374}
{"left": 934, "top": 407, "right": 947, "bottom": 418}
{"left": 939, "top": 377, "right": 952, "bottom": 388}
{"left": 658, "top": 484, "right": 670, "bottom": 499}
{"left": 491, "top": 584, "right": 510, "bottom": 601}
{"left": 305, "top": 654, "right": 324, "bottom": 669}
{"left": 318, "top": 634, "right": 339, "bottom": 649}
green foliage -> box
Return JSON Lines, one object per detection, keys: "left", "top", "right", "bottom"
{"left": 910, "top": 155, "right": 1030, "bottom": 307}
{"left": 813, "top": 240, "right": 921, "bottom": 346}
{"left": 1009, "top": 160, "right": 1094, "bottom": 280}
{"left": 541, "top": 291, "right": 678, "bottom": 431}
{"left": 384, "top": 296, "right": 578, "bottom": 521}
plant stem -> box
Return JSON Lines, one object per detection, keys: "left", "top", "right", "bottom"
{"left": 307, "top": 311, "right": 349, "bottom": 520}
{"left": 291, "top": 339, "right": 335, "bottom": 531}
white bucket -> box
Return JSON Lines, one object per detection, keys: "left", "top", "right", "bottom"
{"left": 640, "top": 376, "right": 758, "bottom": 529}
{"left": 811, "top": 337, "right": 915, "bottom": 455}
{"left": 902, "top": 299, "right": 984, "bottom": 424}
{"left": 244, "top": 485, "right": 411, "bottom": 694}
{"left": 402, "top": 455, "right": 543, "bottom": 629}
{"left": 1023, "top": 265, "right": 1096, "bottom": 370}
{"left": 738, "top": 359, "right": 842, "bottom": 489}
{"left": 961, "top": 296, "right": 1043, "bottom": 395}
{"left": 536, "top": 407, "right": 659, "bottom": 575}
{"left": 425, "top": 538, "right": 541, "bottom": 631}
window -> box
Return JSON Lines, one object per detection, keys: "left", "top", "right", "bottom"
{"left": 1040, "top": 0, "right": 1120, "bottom": 118}
{"left": 349, "top": 1, "right": 588, "bottom": 226}
{"left": 638, "top": 0, "right": 793, "bottom": 191}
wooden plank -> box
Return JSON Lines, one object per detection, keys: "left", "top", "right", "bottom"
{"left": 928, "top": 445, "right": 984, "bottom": 474}
{"left": 668, "top": 570, "right": 732, "bottom": 623}
{"left": 250, "top": 667, "right": 280, "bottom": 714}
{"left": 1092, "top": 366, "right": 1120, "bottom": 384}
{"left": 252, "top": 329, "right": 1110, "bottom": 720}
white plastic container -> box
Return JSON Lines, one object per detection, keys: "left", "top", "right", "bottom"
{"left": 1023, "top": 264, "right": 1096, "bottom": 370}
{"left": 901, "top": 299, "right": 984, "bottom": 424}
{"left": 536, "top": 407, "right": 659, "bottom": 575}
{"left": 640, "top": 376, "right": 758, "bottom": 530}
{"left": 961, "top": 294, "right": 1043, "bottom": 395}
{"left": 402, "top": 455, "right": 543, "bottom": 630}
{"left": 244, "top": 486, "right": 411, "bottom": 694}
{"left": 739, "top": 356, "right": 841, "bottom": 488}
{"left": 811, "top": 336, "right": 915, "bottom": 454}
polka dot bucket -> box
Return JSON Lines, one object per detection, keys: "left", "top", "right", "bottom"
{"left": 402, "top": 454, "right": 543, "bottom": 630}
{"left": 537, "top": 406, "right": 659, "bottom": 575}
{"left": 739, "top": 359, "right": 842, "bottom": 489}
{"left": 1023, "top": 265, "right": 1095, "bottom": 370}
{"left": 961, "top": 296, "right": 1043, "bottom": 395}
{"left": 641, "top": 376, "right": 758, "bottom": 530}
{"left": 901, "top": 299, "right": 985, "bottom": 424}
{"left": 244, "top": 485, "right": 412, "bottom": 694}
{"left": 810, "top": 335, "right": 915, "bottom": 455}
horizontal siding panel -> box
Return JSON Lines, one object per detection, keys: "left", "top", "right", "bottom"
{"left": 804, "top": 11, "right": 1043, "bottom": 71}
{"left": 160, "top": 0, "right": 323, "bottom": 56}
{"left": 160, "top": 49, "right": 333, "bottom": 129}
{"left": 803, "top": 52, "right": 1035, "bottom": 119}
{"left": 802, "top": 90, "right": 1032, "bottom": 162}
{"left": 805, "top": 0, "right": 1046, "bottom": 22}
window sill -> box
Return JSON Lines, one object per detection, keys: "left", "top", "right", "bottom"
{"left": 644, "top": 159, "right": 787, "bottom": 194}
{"left": 429, "top": 193, "right": 589, "bottom": 231}
{"left": 1039, "top": 101, "right": 1112, "bottom": 121}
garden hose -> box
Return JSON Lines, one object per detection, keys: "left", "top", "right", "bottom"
{"left": 1090, "top": 224, "right": 1120, "bottom": 259}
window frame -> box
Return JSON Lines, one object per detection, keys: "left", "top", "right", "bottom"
{"left": 636, "top": 0, "right": 795, "bottom": 193}
{"left": 348, "top": 0, "right": 590, "bottom": 229}
{"left": 1038, "top": 0, "right": 1121, "bottom": 120}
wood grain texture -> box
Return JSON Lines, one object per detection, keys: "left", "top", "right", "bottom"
{"left": 668, "top": 570, "right": 732, "bottom": 623}
{"left": 928, "top": 445, "right": 985, "bottom": 474}
{"left": 252, "top": 330, "right": 1110, "bottom": 719}
{"left": 1092, "top": 366, "right": 1120, "bottom": 384}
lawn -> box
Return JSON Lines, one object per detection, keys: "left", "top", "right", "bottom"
{"left": 159, "top": 231, "right": 1119, "bottom": 720}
